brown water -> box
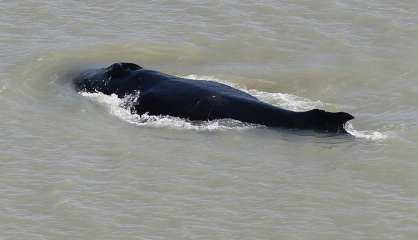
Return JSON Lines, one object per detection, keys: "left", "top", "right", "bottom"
{"left": 1, "top": 1, "right": 418, "bottom": 239}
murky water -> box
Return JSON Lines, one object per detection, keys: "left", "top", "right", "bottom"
{"left": 1, "top": 1, "right": 418, "bottom": 239}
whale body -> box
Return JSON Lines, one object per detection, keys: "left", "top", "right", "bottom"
{"left": 73, "top": 62, "right": 354, "bottom": 133}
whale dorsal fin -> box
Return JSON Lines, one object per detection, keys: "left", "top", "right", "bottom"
{"left": 307, "top": 109, "right": 354, "bottom": 133}
{"left": 107, "top": 62, "right": 143, "bottom": 78}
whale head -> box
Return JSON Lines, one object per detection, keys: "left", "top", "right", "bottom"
{"left": 73, "top": 62, "right": 143, "bottom": 94}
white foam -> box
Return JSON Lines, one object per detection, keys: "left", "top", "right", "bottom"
{"left": 345, "top": 122, "right": 389, "bottom": 141}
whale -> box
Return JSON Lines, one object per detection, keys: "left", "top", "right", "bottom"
{"left": 73, "top": 62, "right": 354, "bottom": 133}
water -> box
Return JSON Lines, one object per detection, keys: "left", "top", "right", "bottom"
{"left": 1, "top": 1, "right": 418, "bottom": 239}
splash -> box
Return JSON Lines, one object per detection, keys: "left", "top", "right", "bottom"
{"left": 345, "top": 122, "right": 389, "bottom": 141}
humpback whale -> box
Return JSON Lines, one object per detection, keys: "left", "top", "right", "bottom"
{"left": 73, "top": 62, "right": 354, "bottom": 133}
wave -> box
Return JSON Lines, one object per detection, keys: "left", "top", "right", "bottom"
{"left": 345, "top": 123, "right": 389, "bottom": 141}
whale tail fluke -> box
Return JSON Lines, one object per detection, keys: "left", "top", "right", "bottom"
{"left": 306, "top": 109, "right": 354, "bottom": 133}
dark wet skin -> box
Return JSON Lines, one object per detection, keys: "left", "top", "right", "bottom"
{"left": 73, "top": 62, "right": 354, "bottom": 133}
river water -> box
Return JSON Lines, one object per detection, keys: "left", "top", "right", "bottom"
{"left": 1, "top": 1, "right": 418, "bottom": 239}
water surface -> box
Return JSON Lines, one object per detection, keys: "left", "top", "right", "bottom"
{"left": 1, "top": 1, "right": 418, "bottom": 239}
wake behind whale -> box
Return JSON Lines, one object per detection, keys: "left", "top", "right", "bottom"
{"left": 73, "top": 62, "right": 354, "bottom": 134}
